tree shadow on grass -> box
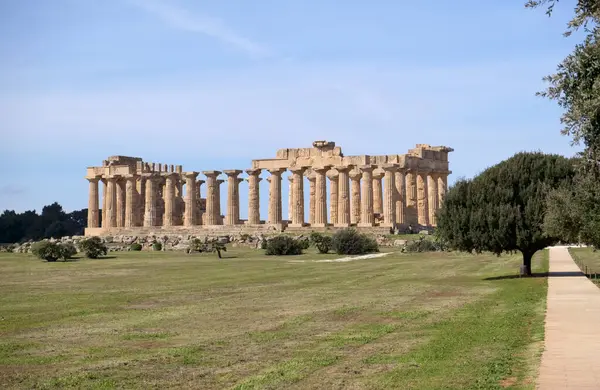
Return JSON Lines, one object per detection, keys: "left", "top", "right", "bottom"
{"left": 484, "top": 271, "right": 585, "bottom": 281}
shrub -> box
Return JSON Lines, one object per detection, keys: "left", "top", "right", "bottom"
{"left": 331, "top": 228, "right": 378, "bottom": 255}
{"left": 78, "top": 236, "right": 108, "bottom": 259}
{"left": 152, "top": 242, "right": 162, "bottom": 251}
{"left": 60, "top": 242, "right": 77, "bottom": 259}
{"left": 309, "top": 232, "right": 333, "bottom": 254}
{"left": 403, "top": 236, "right": 448, "bottom": 253}
{"left": 188, "top": 238, "right": 206, "bottom": 253}
{"left": 265, "top": 235, "right": 304, "bottom": 256}
{"left": 31, "top": 241, "right": 63, "bottom": 262}
{"left": 129, "top": 243, "right": 143, "bottom": 251}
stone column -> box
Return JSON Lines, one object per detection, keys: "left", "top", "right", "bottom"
{"left": 216, "top": 179, "right": 224, "bottom": 224}
{"left": 395, "top": 170, "right": 406, "bottom": 226}
{"left": 105, "top": 177, "right": 117, "bottom": 228}
{"left": 381, "top": 164, "right": 397, "bottom": 227}
{"left": 438, "top": 173, "right": 448, "bottom": 206}
{"left": 417, "top": 171, "right": 430, "bottom": 226}
{"left": 289, "top": 167, "right": 306, "bottom": 227}
{"left": 143, "top": 175, "right": 158, "bottom": 227}
{"left": 116, "top": 178, "right": 125, "bottom": 228}
{"left": 224, "top": 170, "right": 242, "bottom": 225}
{"left": 313, "top": 167, "right": 330, "bottom": 227}
{"left": 307, "top": 173, "right": 316, "bottom": 225}
{"left": 136, "top": 177, "right": 145, "bottom": 227}
{"left": 428, "top": 173, "right": 439, "bottom": 226}
{"left": 288, "top": 176, "right": 294, "bottom": 222}
{"left": 87, "top": 177, "right": 100, "bottom": 228}
{"left": 245, "top": 169, "right": 262, "bottom": 224}
{"left": 183, "top": 172, "right": 198, "bottom": 226}
{"left": 358, "top": 166, "right": 374, "bottom": 227}
{"left": 162, "top": 173, "right": 176, "bottom": 227}
{"left": 372, "top": 169, "right": 384, "bottom": 215}
{"left": 349, "top": 169, "right": 361, "bottom": 224}
{"left": 124, "top": 175, "right": 137, "bottom": 228}
{"left": 335, "top": 166, "right": 350, "bottom": 226}
{"left": 203, "top": 171, "right": 221, "bottom": 225}
{"left": 267, "top": 169, "right": 285, "bottom": 224}
{"left": 327, "top": 170, "right": 339, "bottom": 225}
{"left": 405, "top": 170, "right": 418, "bottom": 226}
{"left": 101, "top": 178, "right": 107, "bottom": 228}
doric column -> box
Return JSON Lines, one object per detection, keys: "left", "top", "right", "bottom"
{"left": 245, "top": 169, "right": 262, "bottom": 224}
{"left": 358, "top": 166, "right": 374, "bottom": 226}
{"left": 405, "top": 170, "right": 418, "bottom": 226}
{"left": 307, "top": 173, "right": 316, "bottom": 225}
{"left": 349, "top": 169, "right": 361, "bottom": 224}
{"left": 174, "top": 176, "right": 185, "bottom": 225}
{"left": 136, "top": 177, "right": 145, "bottom": 227}
{"left": 115, "top": 178, "right": 125, "bottom": 228}
{"left": 124, "top": 175, "right": 137, "bottom": 228}
{"left": 313, "top": 166, "right": 330, "bottom": 227}
{"left": 105, "top": 177, "right": 117, "bottom": 228}
{"left": 216, "top": 179, "right": 224, "bottom": 224}
{"left": 381, "top": 164, "right": 397, "bottom": 227}
{"left": 87, "top": 177, "right": 100, "bottom": 228}
{"left": 267, "top": 168, "right": 285, "bottom": 224}
{"left": 395, "top": 170, "right": 406, "bottom": 225}
{"left": 143, "top": 175, "right": 158, "bottom": 227}
{"left": 335, "top": 166, "right": 350, "bottom": 226}
{"left": 202, "top": 171, "right": 221, "bottom": 225}
{"left": 428, "top": 173, "right": 439, "bottom": 226}
{"left": 101, "top": 179, "right": 107, "bottom": 228}
{"left": 224, "top": 170, "right": 242, "bottom": 225}
{"left": 417, "top": 171, "right": 430, "bottom": 226}
{"left": 288, "top": 176, "right": 294, "bottom": 222}
{"left": 327, "top": 170, "right": 339, "bottom": 225}
{"left": 162, "top": 173, "right": 176, "bottom": 227}
{"left": 196, "top": 180, "right": 204, "bottom": 224}
{"left": 372, "top": 169, "right": 384, "bottom": 215}
{"left": 438, "top": 173, "right": 448, "bottom": 206}
{"left": 183, "top": 172, "right": 198, "bottom": 226}
{"left": 289, "top": 167, "right": 306, "bottom": 227}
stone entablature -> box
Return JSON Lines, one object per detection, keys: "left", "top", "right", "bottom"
{"left": 84, "top": 141, "right": 452, "bottom": 236}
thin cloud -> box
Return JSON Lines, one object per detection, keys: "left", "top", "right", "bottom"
{"left": 128, "top": 0, "right": 270, "bottom": 58}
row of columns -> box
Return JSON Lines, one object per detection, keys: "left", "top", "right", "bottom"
{"left": 87, "top": 166, "right": 447, "bottom": 229}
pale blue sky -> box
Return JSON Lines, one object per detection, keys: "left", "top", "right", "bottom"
{"left": 0, "top": 0, "right": 584, "bottom": 217}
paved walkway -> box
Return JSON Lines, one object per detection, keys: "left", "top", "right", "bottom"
{"left": 536, "top": 247, "right": 600, "bottom": 389}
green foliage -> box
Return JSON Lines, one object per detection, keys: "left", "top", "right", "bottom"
{"left": 403, "top": 236, "right": 447, "bottom": 253}
{"left": 129, "top": 243, "right": 143, "bottom": 251}
{"left": 188, "top": 238, "right": 227, "bottom": 258}
{"left": 331, "top": 228, "right": 379, "bottom": 255}
{"left": 436, "top": 152, "right": 575, "bottom": 275}
{"left": 78, "top": 237, "right": 108, "bottom": 259}
{"left": 264, "top": 236, "right": 304, "bottom": 256}
{"left": 31, "top": 241, "right": 76, "bottom": 262}
{"left": 309, "top": 232, "right": 333, "bottom": 254}
{"left": 152, "top": 242, "right": 163, "bottom": 251}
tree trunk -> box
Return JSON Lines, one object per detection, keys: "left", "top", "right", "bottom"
{"left": 521, "top": 250, "right": 534, "bottom": 276}
{"left": 217, "top": 250, "right": 222, "bottom": 259}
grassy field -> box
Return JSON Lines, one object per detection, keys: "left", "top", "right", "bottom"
{"left": 0, "top": 247, "right": 548, "bottom": 389}
{"left": 569, "top": 247, "right": 600, "bottom": 285}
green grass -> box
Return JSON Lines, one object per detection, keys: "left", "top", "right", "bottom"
{"left": 0, "top": 247, "right": 548, "bottom": 389}
{"left": 569, "top": 247, "right": 600, "bottom": 285}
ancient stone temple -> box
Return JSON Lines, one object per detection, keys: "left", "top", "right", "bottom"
{"left": 84, "top": 141, "right": 452, "bottom": 236}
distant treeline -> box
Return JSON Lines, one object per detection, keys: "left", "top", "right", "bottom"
{"left": 0, "top": 202, "right": 89, "bottom": 243}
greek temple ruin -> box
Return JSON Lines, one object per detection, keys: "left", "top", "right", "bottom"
{"left": 84, "top": 141, "right": 452, "bottom": 236}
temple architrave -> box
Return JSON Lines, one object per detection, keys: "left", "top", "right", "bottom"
{"left": 84, "top": 141, "right": 452, "bottom": 236}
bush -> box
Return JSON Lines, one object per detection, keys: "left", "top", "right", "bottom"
{"left": 403, "top": 236, "right": 448, "bottom": 253}
{"left": 78, "top": 236, "right": 108, "bottom": 259}
{"left": 309, "top": 232, "right": 333, "bottom": 254}
{"left": 129, "top": 243, "right": 142, "bottom": 251}
{"left": 265, "top": 235, "right": 304, "bottom": 256}
{"left": 188, "top": 238, "right": 206, "bottom": 253}
{"left": 152, "top": 242, "right": 162, "bottom": 251}
{"left": 331, "top": 228, "right": 378, "bottom": 255}
{"left": 31, "top": 241, "right": 76, "bottom": 261}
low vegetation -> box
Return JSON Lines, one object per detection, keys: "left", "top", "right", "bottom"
{"left": 78, "top": 236, "right": 108, "bottom": 259}
{"left": 309, "top": 232, "right": 333, "bottom": 254}
{"left": 31, "top": 241, "right": 77, "bottom": 262}
{"left": 0, "top": 248, "right": 548, "bottom": 389}
{"left": 331, "top": 228, "right": 378, "bottom": 255}
{"left": 264, "top": 235, "right": 305, "bottom": 256}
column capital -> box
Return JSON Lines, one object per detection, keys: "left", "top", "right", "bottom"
{"left": 245, "top": 168, "right": 262, "bottom": 176}
{"left": 223, "top": 169, "right": 243, "bottom": 177}
{"left": 202, "top": 170, "right": 222, "bottom": 178}
{"left": 381, "top": 163, "right": 399, "bottom": 172}
{"left": 359, "top": 165, "right": 374, "bottom": 173}
{"left": 334, "top": 165, "right": 351, "bottom": 172}
{"left": 312, "top": 165, "right": 332, "bottom": 174}
{"left": 373, "top": 168, "right": 385, "bottom": 179}
{"left": 183, "top": 171, "right": 199, "bottom": 179}
{"left": 245, "top": 176, "right": 262, "bottom": 183}
{"left": 327, "top": 169, "right": 339, "bottom": 179}
{"left": 267, "top": 168, "right": 286, "bottom": 176}
{"left": 349, "top": 169, "right": 362, "bottom": 180}
{"left": 86, "top": 176, "right": 101, "bottom": 183}
{"left": 417, "top": 168, "right": 432, "bottom": 175}
{"left": 289, "top": 166, "right": 307, "bottom": 174}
